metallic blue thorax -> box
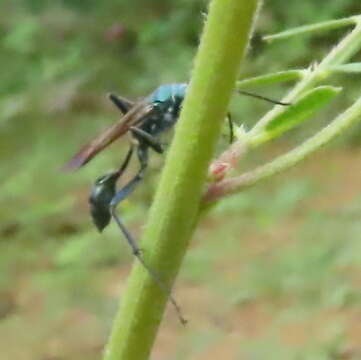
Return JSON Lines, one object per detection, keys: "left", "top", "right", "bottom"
{"left": 149, "top": 83, "right": 187, "bottom": 103}
{"left": 138, "top": 83, "right": 187, "bottom": 137}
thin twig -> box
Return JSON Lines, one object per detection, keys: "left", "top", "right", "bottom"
{"left": 203, "top": 95, "right": 361, "bottom": 203}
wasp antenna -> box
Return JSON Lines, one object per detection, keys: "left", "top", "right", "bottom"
{"left": 238, "top": 89, "right": 291, "bottom": 106}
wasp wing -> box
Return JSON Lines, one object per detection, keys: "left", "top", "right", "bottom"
{"left": 63, "top": 100, "right": 154, "bottom": 171}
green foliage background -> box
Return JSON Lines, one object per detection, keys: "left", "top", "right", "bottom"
{"left": 0, "top": 1, "right": 361, "bottom": 359}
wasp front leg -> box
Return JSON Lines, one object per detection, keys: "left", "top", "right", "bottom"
{"left": 130, "top": 127, "right": 164, "bottom": 154}
{"left": 109, "top": 144, "right": 149, "bottom": 255}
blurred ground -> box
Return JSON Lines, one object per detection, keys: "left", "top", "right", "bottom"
{"left": 1, "top": 148, "right": 361, "bottom": 360}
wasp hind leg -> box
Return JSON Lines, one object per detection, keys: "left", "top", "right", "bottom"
{"left": 108, "top": 144, "right": 187, "bottom": 324}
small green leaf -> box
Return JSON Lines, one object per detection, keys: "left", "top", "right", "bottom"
{"left": 237, "top": 70, "right": 305, "bottom": 88}
{"left": 251, "top": 86, "right": 341, "bottom": 145}
{"left": 263, "top": 16, "right": 359, "bottom": 42}
{"left": 328, "top": 63, "right": 361, "bottom": 73}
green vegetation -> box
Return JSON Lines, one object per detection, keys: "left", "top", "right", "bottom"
{"left": 1, "top": 1, "right": 361, "bottom": 359}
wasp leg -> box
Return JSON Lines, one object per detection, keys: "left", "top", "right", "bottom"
{"left": 130, "top": 127, "right": 164, "bottom": 154}
{"left": 109, "top": 144, "right": 149, "bottom": 254}
{"left": 110, "top": 204, "right": 187, "bottom": 324}
{"left": 109, "top": 145, "right": 187, "bottom": 325}
{"left": 108, "top": 93, "right": 134, "bottom": 114}
{"left": 115, "top": 144, "right": 134, "bottom": 176}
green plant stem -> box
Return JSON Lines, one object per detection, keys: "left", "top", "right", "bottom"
{"left": 203, "top": 95, "right": 361, "bottom": 203}
{"left": 102, "top": 1, "right": 260, "bottom": 360}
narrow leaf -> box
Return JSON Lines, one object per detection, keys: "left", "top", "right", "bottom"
{"left": 263, "top": 16, "right": 359, "bottom": 42}
{"left": 328, "top": 62, "right": 361, "bottom": 73}
{"left": 251, "top": 86, "right": 341, "bottom": 145}
{"left": 237, "top": 70, "right": 305, "bottom": 88}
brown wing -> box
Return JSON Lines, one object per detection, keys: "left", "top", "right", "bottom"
{"left": 63, "top": 100, "right": 154, "bottom": 171}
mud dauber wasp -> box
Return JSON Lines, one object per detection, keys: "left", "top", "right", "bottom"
{"left": 64, "top": 83, "right": 288, "bottom": 324}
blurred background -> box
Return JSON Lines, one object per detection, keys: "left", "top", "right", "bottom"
{"left": 1, "top": 1, "right": 361, "bottom": 359}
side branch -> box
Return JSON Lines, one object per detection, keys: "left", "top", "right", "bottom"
{"left": 203, "top": 95, "right": 361, "bottom": 204}
{"left": 208, "top": 21, "right": 361, "bottom": 182}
